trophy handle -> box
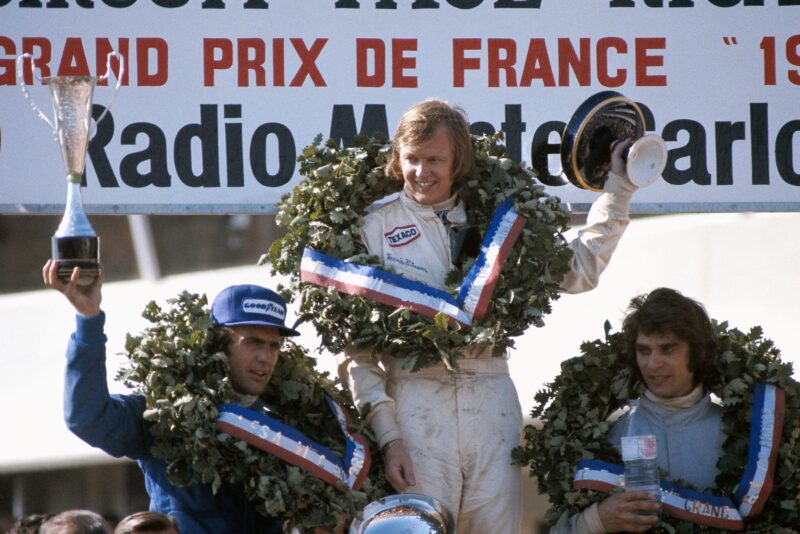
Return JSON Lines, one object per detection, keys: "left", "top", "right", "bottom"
{"left": 16, "top": 53, "right": 57, "bottom": 136}
{"left": 90, "top": 51, "right": 125, "bottom": 138}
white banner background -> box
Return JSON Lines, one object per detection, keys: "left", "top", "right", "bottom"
{"left": 1, "top": 0, "right": 798, "bottom": 214}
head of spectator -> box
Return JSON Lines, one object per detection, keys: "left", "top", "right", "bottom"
{"left": 38, "top": 510, "right": 109, "bottom": 534}
{"left": 622, "top": 287, "right": 718, "bottom": 397}
{"left": 7, "top": 512, "right": 54, "bottom": 533}
{"left": 113, "top": 511, "right": 179, "bottom": 534}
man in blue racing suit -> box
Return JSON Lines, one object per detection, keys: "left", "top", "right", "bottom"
{"left": 44, "top": 259, "right": 301, "bottom": 534}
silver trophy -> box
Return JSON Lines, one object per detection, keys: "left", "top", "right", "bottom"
{"left": 560, "top": 90, "right": 667, "bottom": 192}
{"left": 17, "top": 52, "right": 123, "bottom": 285}
{"left": 349, "top": 493, "right": 455, "bottom": 534}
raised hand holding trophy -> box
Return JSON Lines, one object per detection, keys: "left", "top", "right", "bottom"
{"left": 560, "top": 90, "right": 667, "bottom": 191}
{"left": 17, "top": 52, "right": 124, "bottom": 285}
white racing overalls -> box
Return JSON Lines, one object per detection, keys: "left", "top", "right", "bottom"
{"left": 339, "top": 174, "right": 635, "bottom": 534}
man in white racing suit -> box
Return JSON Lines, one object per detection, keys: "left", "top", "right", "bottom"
{"left": 338, "top": 98, "right": 638, "bottom": 534}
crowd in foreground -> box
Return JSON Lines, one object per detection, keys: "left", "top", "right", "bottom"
{"left": 6, "top": 510, "right": 178, "bottom": 534}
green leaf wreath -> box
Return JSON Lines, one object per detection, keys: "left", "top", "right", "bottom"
{"left": 116, "top": 291, "right": 392, "bottom": 533}
{"left": 266, "top": 133, "right": 574, "bottom": 370}
{"left": 512, "top": 320, "right": 800, "bottom": 533}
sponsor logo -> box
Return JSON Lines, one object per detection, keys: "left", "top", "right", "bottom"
{"left": 242, "top": 298, "right": 285, "bottom": 320}
{"left": 384, "top": 224, "right": 420, "bottom": 247}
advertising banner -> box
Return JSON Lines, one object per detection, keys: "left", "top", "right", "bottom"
{"left": 1, "top": 0, "right": 798, "bottom": 214}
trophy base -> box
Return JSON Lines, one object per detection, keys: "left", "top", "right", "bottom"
{"left": 52, "top": 235, "right": 100, "bottom": 286}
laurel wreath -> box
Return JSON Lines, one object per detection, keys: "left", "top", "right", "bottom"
{"left": 116, "top": 291, "right": 392, "bottom": 533}
{"left": 511, "top": 320, "right": 800, "bottom": 533}
{"left": 266, "top": 133, "right": 574, "bottom": 370}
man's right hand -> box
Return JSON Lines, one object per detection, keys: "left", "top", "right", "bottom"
{"left": 43, "top": 259, "right": 103, "bottom": 317}
{"left": 383, "top": 439, "right": 416, "bottom": 492}
{"left": 597, "top": 491, "right": 660, "bottom": 532}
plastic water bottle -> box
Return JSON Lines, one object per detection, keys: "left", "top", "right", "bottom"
{"left": 620, "top": 400, "right": 662, "bottom": 516}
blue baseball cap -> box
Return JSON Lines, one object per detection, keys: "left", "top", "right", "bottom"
{"left": 211, "top": 284, "right": 300, "bottom": 337}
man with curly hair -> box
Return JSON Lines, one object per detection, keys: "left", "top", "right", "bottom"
{"left": 561, "top": 287, "right": 724, "bottom": 533}
{"left": 44, "top": 261, "right": 300, "bottom": 534}
{"left": 338, "top": 98, "right": 639, "bottom": 534}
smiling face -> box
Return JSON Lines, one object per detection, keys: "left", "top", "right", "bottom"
{"left": 399, "top": 124, "right": 456, "bottom": 206}
{"left": 635, "top": 331, "right": 696, "bottom": 399}
{"left": 225, "top": 325, "right": 282, "bottom": 397}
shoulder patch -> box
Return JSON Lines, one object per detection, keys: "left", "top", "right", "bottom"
{"left": 384, "top": 224, "right": 421, "bottom": 247}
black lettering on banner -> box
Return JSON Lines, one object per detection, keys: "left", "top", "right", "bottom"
{"left": 609, "top": 0, "right": 799, "bottom": 6}
{"left": 88, "top": 105, "right": 121, "bottom": 187}
{"left": 448, "top": 0, "right": 483, "bottom": 8}
{"left": 494, "top": 0, "right": 542, "bottom": 6}
{"left": 120, "top": 122, "right": 171, "bottom": 187}
{"left": 329, "top": 104, "right": 389, "bottom": 147}
{"left": 776, "top": 120, "right": 800, "bottom": 185}
{"left": 470, "top": 121, "right": 495, "bottom": 137}
{"left": 750, "top": 103, "right": 769, "bottom": 185}
{"left": 175, "top": 104, "right": 220, "bottom": 187}
{"left": 714, "top": 120, "right": 745, "bottom": 185}
{"left": 502, "top": 104, "right": 526, "bottom": 163}
{"left": 335, "top": 0, "right": 541, "bottom": 6}
{"left": 103, "top": 1, "right": 138, "bottom": 8}
{"left": 531, "top": 120, "right": 568, "bottom": 187}
{"left": 152, "top": 0, "right": 190, "bottom": 7}
{"left": 224, "top": 104, "right": 245, "bottom": 187}
{"left": 661, "top": 119, "right": 712, "bottom": 186}
{"left": 250, "top": 122, "right": 295, "bottom": 187}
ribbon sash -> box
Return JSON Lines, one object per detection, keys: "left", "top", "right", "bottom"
{"left": 572, "top": 384, "right": 785, "bottom": 530}
{"left": 300, "top": 197, "right": 526, "bottom": 327}
{"left": 215, "top": 396, "right": 371, "bottom": 492}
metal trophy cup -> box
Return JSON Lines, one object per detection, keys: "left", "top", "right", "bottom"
{"left": 349, "top": 493, "right": 455, "bottom": 534}
{"left": 17, "top": 52, "right": 123, "bottom": 285}
{"left": 561, "top": 90, "right": 667, "bottom": 192}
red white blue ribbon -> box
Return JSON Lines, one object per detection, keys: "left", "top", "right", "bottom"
{"left": 571, "top": 384, "right": 785, "bottom": 530}
{"left": 733, "top": 382, "right": 785, "bottom": 519}
{"left": 215, "top": 396, "right": 371, "bottom": 491}
{"left": 300, "top": 197, "right": 526, "bottom": 327}
{"left": 300, "top": 247, "right": 472, "bottom": 326}
{"left": 456, "top": 198, "right": 527, "bottom": 322}
{"left": 574, "top": 460, "right": 745, "bottom": 530}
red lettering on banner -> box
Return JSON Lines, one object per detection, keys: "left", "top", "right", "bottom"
{"left": 273, "top": 38, "right": 285, "bottom": 86}
{"left": 136, "top": 38, "right": 168, "bottom": 87}
{"left": 59, "top": 38, "right": 91, "bottom": 78}
{"left": 453, "top": 38, "right": 482, "bottom": 87}
{"left": 203, "top": 38, "right": 328, "bottom": 87}
{"left": 559, "top": 38, "right": 591, "bottom": 86}
{"left": 391, "top": 38, "right": 417, "bottom": 88}
{"left": 0, "top": 36, "right": 15, "bottom": 85}
{"left": 3, "top": 37, "right": 165, "bottom": 87}
{"left": 289, "top": 38, "right": 328, "bottom": 87}
{"left": 238, "top": 38, "right": 267, "bottom": 87}
{"left": 635, "top": 37, "right": 667, "bottom": 86}
{"left": 488, "top": 38, "right": 515, "bottom": 87}
{"left": 520, "top": 39, "right": 555, "bottom": 87}
{"left": 96, "top": 38, "right": 129, "bottom": 87}
{"left": 22, "top": 37, "right": 53, "bottom": 82}
{"left": 204, "top": 38, "right": 234, "bottom": 87}
{"left": 357, "top": 38, "right": 386, "bottom": 87}
{"left": 452, "top": 37, "right": 667, "bottom": 88}
{"left": 357, "top": 38, "right": 418, "bottom": 88}
{"left": 597, "top": 37, "right": 627, "bottom": 87}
